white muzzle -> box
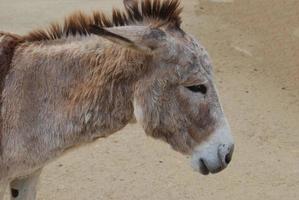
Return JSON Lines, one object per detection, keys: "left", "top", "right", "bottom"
{"left": 191, "top": 119, "right": 234, "bottom": 175}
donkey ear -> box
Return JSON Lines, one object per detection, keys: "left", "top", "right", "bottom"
{"left": 89, "top": 25, "right": 152, "bottom": 54}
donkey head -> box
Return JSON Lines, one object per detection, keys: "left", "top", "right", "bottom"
{"left": 90, "top": 0, "right": 234, "bottom": 175}
{"left": 134, "top": 28, "right": 234, "bottom": 175}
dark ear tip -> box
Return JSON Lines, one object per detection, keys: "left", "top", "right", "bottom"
{"left": 89, "top": 24, "right": 98, "bottom": 29}
{"left": 88, "top": 25, "right": 105, "bottom": 35}
{"left": 88, "top": 24, "right": 98, "bottom": 32}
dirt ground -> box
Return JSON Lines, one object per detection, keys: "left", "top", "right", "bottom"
{"left": 1, "top": 0, "right": 298, "bottom": 199}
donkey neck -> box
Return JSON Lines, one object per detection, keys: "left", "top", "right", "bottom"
{"left": 60, "top": 36, "right": 151, "bottom": 139}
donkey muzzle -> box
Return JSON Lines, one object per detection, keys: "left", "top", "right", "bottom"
{"left": 191, "top": 121, "right": 234, "bottom": 175}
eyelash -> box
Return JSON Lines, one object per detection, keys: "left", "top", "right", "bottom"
{"left": 186, "top": 84, "right": 207, "bottom": 94}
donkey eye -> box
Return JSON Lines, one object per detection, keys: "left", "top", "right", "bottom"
{"left": 186, "top": 84, "right": 207, "bottom": 94}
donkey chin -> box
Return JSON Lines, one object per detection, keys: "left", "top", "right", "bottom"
{"left": 191, "top": 121, "right": 234, "bottom": 175}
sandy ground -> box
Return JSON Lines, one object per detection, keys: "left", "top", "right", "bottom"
{"left": 1, "top": 0, "right": 299, "bottom": 199}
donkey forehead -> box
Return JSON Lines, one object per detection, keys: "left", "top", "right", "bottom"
{"left": 165, "top": 33, "right": 213, "bottom": 77}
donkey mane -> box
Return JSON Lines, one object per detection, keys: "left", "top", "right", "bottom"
{"left": 23, "top": 0, "right": 182, "bottom": 42}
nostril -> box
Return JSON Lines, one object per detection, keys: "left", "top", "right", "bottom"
{"left": 225, "top": 153, "right": 232, "bottom": 164}
{"left": 218, "top": 144, "right": 234, "bottom": 166}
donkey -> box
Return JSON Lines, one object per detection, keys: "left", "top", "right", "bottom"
{"left": 0, "top": 0, "right": 234, "bottom": 199}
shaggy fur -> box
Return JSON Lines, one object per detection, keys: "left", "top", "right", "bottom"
{"left": 0, "top": 0, "right": 234, "bottom": 199}
{"left": 23, "top": 0, "right": 182, "bottom": 42}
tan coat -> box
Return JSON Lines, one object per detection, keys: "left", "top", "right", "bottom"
{"left": 0, "top": 1, "right": 234, "bottom": 199}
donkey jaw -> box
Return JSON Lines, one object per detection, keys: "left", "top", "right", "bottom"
{"left": 191, "top": 120, "right": 234, "bottom": 175}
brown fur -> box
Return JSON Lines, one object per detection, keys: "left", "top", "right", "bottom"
{"left": 23, "top": 0, "right": 182, "bottom": 42}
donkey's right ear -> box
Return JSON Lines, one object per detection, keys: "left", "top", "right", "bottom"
{"left": 89, "top": 25, "right": 152, "bottom": 54}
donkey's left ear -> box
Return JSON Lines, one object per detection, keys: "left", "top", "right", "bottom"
{"left": 88, "top": 25, "right": 152, "bottom": 54}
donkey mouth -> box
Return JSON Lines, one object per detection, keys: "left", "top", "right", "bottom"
{"left": 198, "top": 158, "right": 223, "bottom": 175}
{"left": 199, "top": 159, "right": 210, "bottom": 175}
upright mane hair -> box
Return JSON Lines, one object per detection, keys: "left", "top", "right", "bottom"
{"left": 23, "top": 0, "right": 182, "bottom": 42}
